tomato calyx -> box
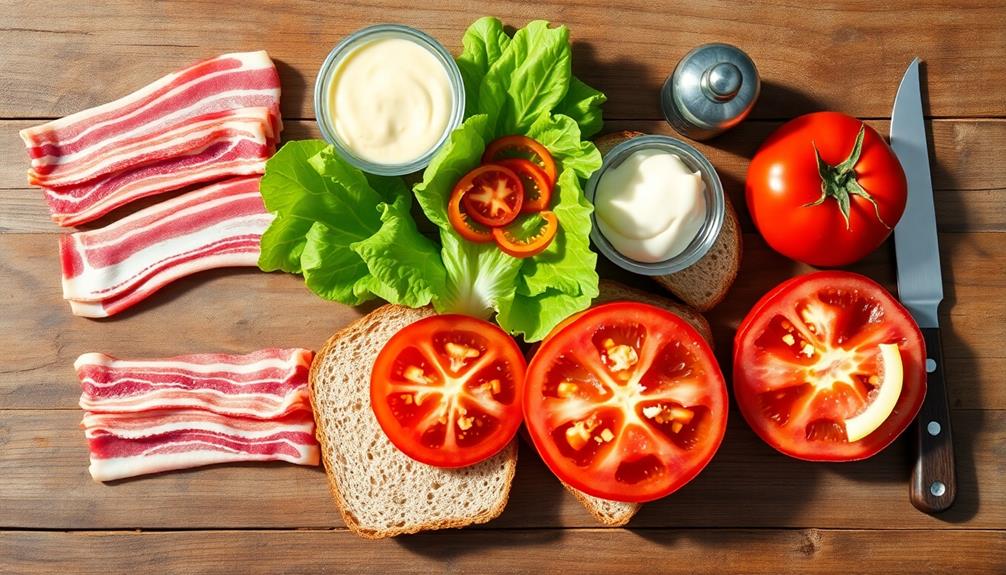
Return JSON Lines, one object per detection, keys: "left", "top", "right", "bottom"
{"left": 804, "top": 125, "right": 890, "bottom": 230}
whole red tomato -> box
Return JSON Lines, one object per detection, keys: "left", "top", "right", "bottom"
{"left": 746, "top": 112, "right": 907, "bottom": 267}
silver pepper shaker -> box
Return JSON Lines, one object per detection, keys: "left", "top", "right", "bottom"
{"left": 661, "top": 43, "right": 760, "bottom": 140}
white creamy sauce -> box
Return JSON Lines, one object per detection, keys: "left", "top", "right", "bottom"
{"left": 327, "top": 37, "right": 452, "bottom": 164}
{"left": 594, "top": 149, "right": 707, "bottom": 263}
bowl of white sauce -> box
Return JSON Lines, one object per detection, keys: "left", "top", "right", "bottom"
{"left": 585, "top": 135, "right": 725, "bottom": 275}
{"left": 314, "top": 24, "right": 465, "bottom": 175}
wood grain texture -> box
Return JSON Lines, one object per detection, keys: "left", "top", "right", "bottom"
{"left": 3, "top": 119, "right": 1004, "bottom": 233}
{"left": 1, "top": 529, "right": 1004, "bottom": 575}
{"left": 2, "top": 232, "right": 1002, "bottom": 411}
{"left": 2, "top": 1, "right": 1004, "bottom": 121}
{"left": 1, "top": 409, "right": 1002, "bottom": 529}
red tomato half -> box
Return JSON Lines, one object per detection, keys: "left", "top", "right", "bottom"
{"left": 746, "top": 112, "right": 907, "bottom": 267}
{"left": 371, "top": 315, "right": 526, "bottom": 468}
{"left": 524, "top": 303, "right": 728, "bottom": 502}
{"left": 733, "top": 271, "right": 926, "bottom": 461}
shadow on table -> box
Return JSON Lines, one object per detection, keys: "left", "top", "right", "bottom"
{"left": 274, "top": 57, "right": 308, "bottom": 123}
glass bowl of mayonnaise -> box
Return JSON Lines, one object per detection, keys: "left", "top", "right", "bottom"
{"left": 314, "top": 24, "right": 465, "bottom": 176}
{"left": 584, "top": 135, "right": 725, "bottom": 276}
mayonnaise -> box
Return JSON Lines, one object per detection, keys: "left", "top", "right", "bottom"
{"left": 326, "top": 37, "right": 452, "bottom": 165}
{"left": 594, "top": 149, "right": 707, "bottom": 263}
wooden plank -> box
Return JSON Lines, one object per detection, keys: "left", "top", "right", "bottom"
{"left": 2, "top": 1, "right": 1004, "bottom": 121}
{"left": 1, "top": 409, "right": 1002, "bottom": 529}
{"left": 3, "top": 119, "right": 1003, "bottom": 233}
{"left": 2, "top": 232, "right": 1002, "bottom": 411}
{"left": 1, "top": 528, "right": 1004, "bottom": 575}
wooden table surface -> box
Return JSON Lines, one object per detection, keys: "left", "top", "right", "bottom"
{"left": 2, "top": 1, "right": 1005, "bottom": 573}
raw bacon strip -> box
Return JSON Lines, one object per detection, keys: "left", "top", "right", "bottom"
{"left": 42, "top": 120, "right": 273, "bottom": 227}
{"left": 21, "top": 51, "right": 281, "bottom": 183}
{"left": 60, "top": 176, "right": 272, "bottom": 317}
{"left": 76, "top": 348, "right": 313, "bottom": 419}
{"left": 28, "top": 106, "right": 275, "bottom": 189}
{"left": 82, "top": 409, "right": 319, "bottom": 481}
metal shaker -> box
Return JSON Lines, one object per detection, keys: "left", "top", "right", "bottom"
{"left": 661, "top": 43, "right": 760, "bottom": 140}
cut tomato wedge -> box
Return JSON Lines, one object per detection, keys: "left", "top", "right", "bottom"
{"left": 484, "top": 135, "right": 558, "bottom": 187}
{"left": 524, "top": 302, "right": 729, "bottom": 502}
{"left": 492, "top": 211, "right": 558, "bottom": 258}
{"left": 494, "top": 158, "right": 553, "bottom": 213}
{"left": 448, "top": 183, "right": 493, "bottom": 243}
{"left": 733, "top": 271, "right": 926, "bottom": 461}
{"left": 456, "top": 164, "right": 524, "bottom": 227}
{"left": 370, "top": 315, "right": 526, "bottom": 468}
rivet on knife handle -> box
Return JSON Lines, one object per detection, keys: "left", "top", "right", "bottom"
{"left": 910, "top": 327, "right": 956, "bottom": 513}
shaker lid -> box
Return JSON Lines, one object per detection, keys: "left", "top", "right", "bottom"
{"left": 669, "top": 43, "right": 760, "bottom": 131}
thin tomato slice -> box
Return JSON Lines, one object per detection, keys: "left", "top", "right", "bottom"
{"left": 733, "top": 271, "right": 926, "bottom": 461}
{"left": 492, "top": 211, "right": 558, "bottom": 258}
{"left": 524, "top": 303, "right": 728, "bottom": 502}
{"left": 494, "top": 158, "right": 553, "bottom": 213}
{"left": 483, "top": 135, "right": 558, "bottom": 187}
{"left": 448, "top": 183, "right": 493, "bottom": 243}
{"left": 371, "top": 315, "right": 526, "bottom": 468}
{"left": 457, "top": 164, "right": 524, "bottom": 227}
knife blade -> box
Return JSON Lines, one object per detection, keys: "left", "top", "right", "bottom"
{"left": 890, "top": 58, "right": 956, "bottom": 514}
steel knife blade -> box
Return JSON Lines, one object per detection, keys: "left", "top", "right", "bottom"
{"left": 890, "top": 58, "right": 956, "bottom": 514}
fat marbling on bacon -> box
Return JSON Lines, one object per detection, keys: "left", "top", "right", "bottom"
{"left": 60, "top": 175, "right": 272, "bottom": 318}
{"left": 82, "top": 409, "right": 319, "bottom": 482}
{"left": 76, "top": 348, "right": 318, "bottom": 481}
{"left": 21, "top": 51, "right": 281, "bottom": 187}
{"left": 41, "top": 107, "right": 275, "bottom": 226}
{"left": 76, "top": 348, "right": 314, "bottom": 419}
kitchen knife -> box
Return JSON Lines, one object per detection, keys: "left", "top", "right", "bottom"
{"left": 890, "top": 58, "right": 956, "bottom": 514}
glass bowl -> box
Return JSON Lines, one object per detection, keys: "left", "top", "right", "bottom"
{"left": 313, "top": 24, "right": 465, "bottom": 176}
{"left": 584, "top": 134, "right": 725, "bottom": 276}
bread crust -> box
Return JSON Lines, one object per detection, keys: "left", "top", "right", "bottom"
{"left": 309, "top": 304, "right": 518, "bottom": 539}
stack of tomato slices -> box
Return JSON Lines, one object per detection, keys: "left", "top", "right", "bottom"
{"left": 369, "top": 303, "right": 730, "bottom": 503}
{"left": 448, "top": 136, "right": 560, "bottom": 258}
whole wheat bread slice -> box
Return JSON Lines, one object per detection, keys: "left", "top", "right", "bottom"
{"left": 594, "top": 130, "right": 743, "bottom": 311}
{"left": 556, "top": 280, "right": 714, "bottom": 526}
{"left": 309, "top": 305, "right": 517, "bottom": 539}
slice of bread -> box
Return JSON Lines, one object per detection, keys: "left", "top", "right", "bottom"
{"left": 594, "top": 130, "right": 743, "bottom": 311}
{"left": 555, "top": 279, "right": 713, "bottom": 526}
{"left": 310, "top": 305, "right": 517, "bottom": 539}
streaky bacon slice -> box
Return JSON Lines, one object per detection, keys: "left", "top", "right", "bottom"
{"left": 59, "top": 176, "right": 272, "bottom": 318}
{"left": 82, "top": 409, "right": 319, "bottom": 482}
{"left": 75, "top": 348, "right": 314, "bottom": 419}
{"left": 42, "top": 118, "right": 274, "bottom": 227}
{"left": 21, "top": 51, "right": 281, "bottom": 184}
{"left": 28, "top": 106, "right": 275, "bottom": 189}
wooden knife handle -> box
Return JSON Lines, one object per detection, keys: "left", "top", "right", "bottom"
{"left": 910, "top": 327, "right": 957, "bottom": 514}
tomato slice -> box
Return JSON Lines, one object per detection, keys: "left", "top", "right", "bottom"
{"left": 733, "top": 271, "right": 926, "bottom": 461}
{"left": 370, "top": 314, "right": 527, "bottom": 468}
{"left": 483, "top": 135, "right": 558, "bottom": 187}
{"left": 493, "top": 158, "right": 553, "bottom": 213}
{"left": 448, "top": 182, "right": 493, "bottom": 243}
{"left": 456, "top": 164, "right": 524, "bottom": 227}
{"left": 492, "top": 211, "right": 558, "bottom": 258}
{"left": 524, "top": 302, "right": 728, "bottom": 502}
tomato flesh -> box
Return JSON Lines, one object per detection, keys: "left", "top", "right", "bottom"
{"left": 371, "top": 315, "right": 526, "bottom": 468}
{"left": 484, "top": 135, "right": 558, "bottom": 187}
{"left": 493, "top": 158, "right": 553, "bottom": 213}
{"left": 447, "top": 182, "right": 493, "bottom": 243}
{"left": 733, "top": 271, "right": 926, "bottom": 461}
{"left": 524, "top": 303, "right": 728, "bottom": 502}
{"left": 457, "top": 165, "right": 524, "bottom": 227}
{"left": 492, "top": 211, "right": 558, "bottom": 258}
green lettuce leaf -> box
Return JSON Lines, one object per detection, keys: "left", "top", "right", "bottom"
{"left": 456, "top": 17, "right": 512, "bottom": 117}
{"left": 434, "top": 228, "right": 522, "bottom": 319}
{"left": 414, "top": 114, "right": 491, "bottom": 230}
{"left": 477, "top": 20, "right": 572, "bottom": 135}
{"left": 259, "top": 140, "right": 445, "bottom": 307}
{"left": 556, "top": 77, "right": 607, "bottom": 139}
